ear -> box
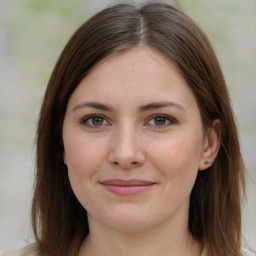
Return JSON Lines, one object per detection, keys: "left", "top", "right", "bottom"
{"left": 198, "top": 119, "right": 221, "bottom": 170}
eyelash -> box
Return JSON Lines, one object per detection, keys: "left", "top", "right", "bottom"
{"left": 80, "top": 114, "right": 177, "bottom": 129}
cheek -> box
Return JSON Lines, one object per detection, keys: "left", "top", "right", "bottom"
{"left": 64, "top": 140, "right": 107, "bottom": 212}
{"left": 149, "top": 131, "right": 202, "bottom": 187}
{"left": 64, "top": 134, "right": 106, "bottom": 174}
{"left": 64, "top": 135, "right": 108, "bottom": 200}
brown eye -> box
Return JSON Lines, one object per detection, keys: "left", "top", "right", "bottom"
{"left": 91, "top": 116, "right": 104, "bottom": 126}
{"left": 146, "top": 114, "right": 176, "bottom": 128}
{"left": 81, "top": 114, "right": 109, "bottom": 128}
{"left": 154, "top": 116, "right": 167, "bottom": 126}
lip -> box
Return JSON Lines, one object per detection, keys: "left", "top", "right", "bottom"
{"left": 100, "top": 179, "right": 156, "bottom": 196}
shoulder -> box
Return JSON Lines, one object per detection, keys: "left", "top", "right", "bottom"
{"left": 201, "top": 246, "right": 208, "bottom": 256}
{"left": 1, "top": 247, "right": 36, "bottom": 256}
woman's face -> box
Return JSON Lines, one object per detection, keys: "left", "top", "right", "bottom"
{"left": 63, "top": 47, "right": 210, "bottom": 232}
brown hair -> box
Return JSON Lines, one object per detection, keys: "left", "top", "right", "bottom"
{"left": 32, "top": 2, "right": 246, "bottom": 256}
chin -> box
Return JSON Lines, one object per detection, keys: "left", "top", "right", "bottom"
{"left": 109, "top": 217, "right": 155, "bottom": 233}
{"left": 101, "top": 206, "right": 167, "bottom": 233}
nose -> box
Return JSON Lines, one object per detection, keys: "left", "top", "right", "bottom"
{"left": 107, "top": 124, "right": 146, "bottom": 170}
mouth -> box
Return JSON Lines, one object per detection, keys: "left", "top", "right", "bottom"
{"left": 99, "top": 179, "right": 156, "bottom": 196}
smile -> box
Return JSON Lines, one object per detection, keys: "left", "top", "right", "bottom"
{"left": 100, "top": 179, "right": 156, "bottom": 196}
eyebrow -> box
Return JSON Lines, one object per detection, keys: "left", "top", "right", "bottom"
{"left": 139, "top": 101, "right": 185, "bottom": 112}
{"left": 73, "top": 101, "right": 114, "bottom": 112}
{"left": 73, "top": 101, "right": 185, "bottom": 112}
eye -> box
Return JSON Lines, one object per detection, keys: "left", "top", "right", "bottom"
{"left": 146, "top": 114, "right": 176, "bottom": 128}
{"left": 81, "top": 114, "right": 110, "bottom": 128}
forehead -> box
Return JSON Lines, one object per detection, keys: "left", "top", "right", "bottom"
{"left": 67, "top": 47, "right": 198, "bottom": 112}
{"left": 90, "top": 47, "right": 182, "bottom": 83}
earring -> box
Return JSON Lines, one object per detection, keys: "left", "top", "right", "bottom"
{"left": 205, "top": 160, "right": 211, "bottom": 165}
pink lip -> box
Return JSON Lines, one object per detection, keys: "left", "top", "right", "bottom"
{"left": 100, "top": 179, "right": 156, "bottom": 196}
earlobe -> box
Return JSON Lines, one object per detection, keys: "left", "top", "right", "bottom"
{"left": 198, "top": 119, "right": 221, "bottom": 170}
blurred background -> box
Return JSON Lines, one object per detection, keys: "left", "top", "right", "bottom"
{"left": 0, "top": 0, "right": 255, "bottom": 253}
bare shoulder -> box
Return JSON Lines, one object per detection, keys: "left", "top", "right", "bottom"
{"left": 1, "top": 247, "right": 36, "bottom": 256}
{"left": 0, "top": 249, "right": 21, "bottom": 256}
{"left": 201, "top": 246, "right": 208, "bottom": 256}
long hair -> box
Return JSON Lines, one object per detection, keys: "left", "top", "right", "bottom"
{"left": 32, "top": 3, "right": 246, "bottom": 256}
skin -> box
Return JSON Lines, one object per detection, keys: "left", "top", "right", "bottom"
{"left": 63, "top": 47, "right": 220, "bottom": 256}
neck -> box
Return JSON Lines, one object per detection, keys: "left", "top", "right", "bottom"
{"left": 79, "top": 211, "right": 202, "bottom": 256}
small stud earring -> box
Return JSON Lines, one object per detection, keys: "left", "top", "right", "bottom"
{"left": 205, "top": 160, "right": 211, "bottom": 165}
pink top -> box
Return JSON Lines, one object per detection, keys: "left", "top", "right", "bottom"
{"left": 1, "top": 246, "right": 208, "bottom": 256}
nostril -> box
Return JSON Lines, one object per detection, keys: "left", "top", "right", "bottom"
{"left": 108, "top": 148, "right": 146, "bottom": 169}
{"left": 112, "top": 161, "right": 119, "bottom": 166}
{"left": 111, "top": 160, "right": 140, "bottom": 169}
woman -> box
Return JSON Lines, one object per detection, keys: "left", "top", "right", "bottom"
{"left": 2, "top": 2, "right": 246, "bottom": 256}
